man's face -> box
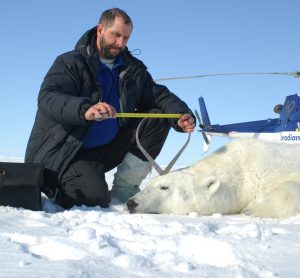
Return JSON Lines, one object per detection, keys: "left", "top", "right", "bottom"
{"left": 97, "top": 16, "right": 132, "bottom": 59}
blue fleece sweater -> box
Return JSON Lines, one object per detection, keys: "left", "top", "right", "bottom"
{"left": 82, "top": 55, "right": 124, "bottom": 148}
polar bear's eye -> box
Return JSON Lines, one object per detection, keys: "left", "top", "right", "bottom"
{"left": 160, "top": 186, "right": 169, "bottom": 190}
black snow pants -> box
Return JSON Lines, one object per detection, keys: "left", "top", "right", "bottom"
{"left": 56, "top": 110, "right": 171, "bottom": 209}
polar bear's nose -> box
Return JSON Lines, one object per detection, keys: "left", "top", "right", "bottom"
{"left": 127, "top": 198, "right": 138, "bottom": 213}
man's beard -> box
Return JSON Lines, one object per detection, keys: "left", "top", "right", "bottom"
{"left": 99, "top": 36, "right": 123, "bottom": 59}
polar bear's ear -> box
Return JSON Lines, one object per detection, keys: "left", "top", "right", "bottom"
{"left": 203, "top": 176, "right": 221, "bottom": 196}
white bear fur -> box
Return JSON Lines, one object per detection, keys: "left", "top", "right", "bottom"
{"left": 127, "top": 139, "right": 300, "bottom": 218}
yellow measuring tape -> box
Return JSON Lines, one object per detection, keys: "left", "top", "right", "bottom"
{"left": 115, "top": 113, "right": 182, "bottom": 118}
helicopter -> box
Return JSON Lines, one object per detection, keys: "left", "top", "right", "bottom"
{"left": 156, "top": 70, "right": 300, "bottom": 152}
{"left": 196, "top": 93, "right": 300, "bottom": 152}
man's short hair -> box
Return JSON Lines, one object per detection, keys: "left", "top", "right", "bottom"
{"left": 99, "top": 8, "right": 133, "bottom": 29}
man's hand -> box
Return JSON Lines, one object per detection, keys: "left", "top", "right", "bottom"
{"left": 177, "top": 114, "right": 195, "bottom": 133}
{"left": 84, "top": 102, "right": 116, "bottom": 121}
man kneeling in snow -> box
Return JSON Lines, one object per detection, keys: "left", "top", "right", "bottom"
{"left": 25, "top": 8, "right": 195, "bottom": 209}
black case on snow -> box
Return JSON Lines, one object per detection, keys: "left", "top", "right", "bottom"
{"left": 0, "top": 162, "right": 43, "bottom": 211}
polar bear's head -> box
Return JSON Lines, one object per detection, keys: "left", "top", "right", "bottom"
{"left": 127, "top": 169, "right": 223, "bottom": 215}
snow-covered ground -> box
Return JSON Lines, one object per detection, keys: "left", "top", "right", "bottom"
{"left": 0, "top": 157, "right": 299, "bottom": 278}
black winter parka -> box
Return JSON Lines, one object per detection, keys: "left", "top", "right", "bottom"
{"left": 25, "top": 26, "right": 193, "bottom": 180}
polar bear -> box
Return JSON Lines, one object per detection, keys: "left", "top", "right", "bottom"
{"left": 127, "top": 139, "right": 300, "bottom": 218}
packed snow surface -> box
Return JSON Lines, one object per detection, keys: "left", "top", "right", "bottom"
{"left": 0, "top": 157, "right": 299, "bottom": 277}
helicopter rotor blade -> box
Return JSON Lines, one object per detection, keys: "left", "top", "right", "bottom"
{"left": 194, "top": 109, "right": 211, "bottom": 151}
{"left": 154, "top": 71, "right": 300, "bottom": 82}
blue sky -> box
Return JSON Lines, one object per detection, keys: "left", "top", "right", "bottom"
{"left": 0, "top": 0, "right": 299, "bottom": 165}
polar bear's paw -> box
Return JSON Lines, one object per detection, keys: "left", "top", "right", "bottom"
{"left": 242, "top": 182, "right": 300, "bottom": 218}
